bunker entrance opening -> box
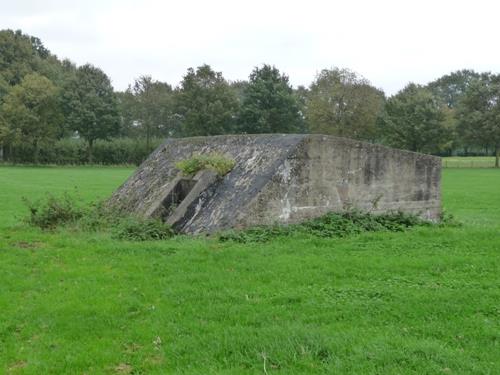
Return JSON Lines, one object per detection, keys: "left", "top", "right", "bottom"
{"left": 161, "top": 178, "right": 197, "bottom": 220}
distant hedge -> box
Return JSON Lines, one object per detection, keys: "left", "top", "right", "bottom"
{"left": 2, "top": 137, "right": 163, "bottom": 165}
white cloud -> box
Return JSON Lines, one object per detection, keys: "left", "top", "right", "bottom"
{"left": 2, "top": 0, "right": 499, "bottom": 94}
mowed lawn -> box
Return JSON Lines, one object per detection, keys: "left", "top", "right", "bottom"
{"left": 0, "top": 166, "right": 499, "bottom": 374}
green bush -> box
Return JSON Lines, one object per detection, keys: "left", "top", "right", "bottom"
{"left": 76, "top": 201, "right": 123, "bottom": 232}
{"left": 23, "top": 193, "right": 175, "bottom": 241}
{"left": 113, "top": 217, "right": 175, "bottom": 241}
{"left": 218, "top": 210, "right": 433, "bottom": 243}
{"left": 23, "top": 193, "right": 86, "bottom": 230}
{"left": 175, "top": 153, "right": 235, "bottom": 176}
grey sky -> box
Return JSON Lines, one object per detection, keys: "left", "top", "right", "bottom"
{"left": 2, "top": 0, "right": 499, "bottom": 94}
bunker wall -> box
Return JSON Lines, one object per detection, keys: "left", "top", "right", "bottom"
{"left": 239, "top": 135, "right": 441, "bottom": 227}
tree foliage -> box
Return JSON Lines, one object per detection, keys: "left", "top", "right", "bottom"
{"left": 306, "top": 68, "right": 385, "bottom": 140}
{"left": 379, "top": 83, "right": 448, "bottom": 153}
{"left": 175, "top": 65, "right": 238, "bottom": 136}
{"left": 426, "top": 70, "right": 482, "bottom": 154}
{"left": 3, "top": 28, "right": 500, "bottom": 164}
{"left": 456, "top": 74, "right": 500, "bottom": 167}
{"left": 0, "top": 29, "right": 63, "bottom": 86}
{"left": 125, "top": 76, "right": 174, "bottom": 147}
{"left": 1, "top": 73, "right": 62, "bottom": 162}
{"left": 238, "top": 65, "right": 303, "bottom": 134}
{"left": 62, "top": 64, "right": 120, "bottom": 162}
{"left": 427, "top": 69, "right": 480, "bottom": 109}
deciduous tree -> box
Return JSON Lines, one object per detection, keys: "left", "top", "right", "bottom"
{"left": 175, "top": 65, "right": 238, "bottom": 136}
{"left": 127, "top": 76, "right": 174, "bottom": 147}
{"left": 305, "top": 68, "right": 385, "bottom": 140}
{"left": 427, "top": 69, "right": 480, "bottom": 109}
{"left": 456, "top": 74, "right": 500, "bottom": 167}
{"left": 379, "top": 83, "right": 448, "bottom": 153}
{"left": 238, "top": 65, "right": 304, "bottom": 134}
{"left": 62, "top": 64, "right": 120, "bottom": 162}
{"left": 427, "top": 70, "right": 481, "bottom": 154}
{"left": 1, "top": 73, "right": 62, "bottom": 163}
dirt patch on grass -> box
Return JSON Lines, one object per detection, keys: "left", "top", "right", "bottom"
{"left": 7, "top": 360, "right": 27, "bottom": 373}
{"left": 114, "top": 363, "right": 133, "bottom": 374}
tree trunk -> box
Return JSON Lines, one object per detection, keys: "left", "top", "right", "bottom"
{"left": 33, "top": 139, "right": 40, "bottom": 164}
{"left": 88, "top": 139, "right": 94, "bottom": 164}
{"left": 495, "top": 145, "right": 499, "bottom": 168}
{"left": 0, "top": 145, "right": 3, "bottom": 162}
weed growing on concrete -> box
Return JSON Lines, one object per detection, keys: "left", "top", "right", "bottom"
{"left": 175, "top": 153, "right": 235, "bottom": 176}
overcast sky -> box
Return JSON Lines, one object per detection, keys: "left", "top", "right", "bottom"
{"left": 2, "top": 0, "right": 499, "bottom": 95}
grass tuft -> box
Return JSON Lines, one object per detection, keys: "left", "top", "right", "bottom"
{"left": 175, "top": 153, "right": 235, "bottom": 176}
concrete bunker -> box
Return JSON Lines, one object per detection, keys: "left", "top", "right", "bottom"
{"left": 109, "top": 134, "right": 441, "bottom": 234}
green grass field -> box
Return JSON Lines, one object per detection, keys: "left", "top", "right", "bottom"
{"left": 442, "top": 156, "right": 497, "bottom": 168}
{"left": 1, "top": 166, "right": 499, "bottom": 374}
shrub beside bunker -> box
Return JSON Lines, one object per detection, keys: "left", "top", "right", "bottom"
{"left": 23, "top": 193, "right": 174, "bottom": 241}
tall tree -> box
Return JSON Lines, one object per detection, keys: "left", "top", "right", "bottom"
{"left": 305, "top": 68, "right": 385, "bottom": 140}
{"left": 238, "top": 65, "right": 303, "bottom": 134}
{"left": 379, "top": 83, "right": 448, "bottom": 153}
{"left": 127, "top": 76, "right": 174, "bottom": 147}
{"left": 1, "top": 73, "right": 62, "bottom": 163}
{"left": 116, "top": 90, "right": 137, "bottom": 138}
{"left": 0, "top": 29, "right": 37, "bottom": 85}
{"left": 62, "top": 64, "right": 120, "bottom": 162}
{"left": 456, "top": 74, "right": 500, "bottom": 167}
{"left": 427, "top": 69, "right": 480, "bottom": 109}
{"left": 0, "top": 29, "right": 65, "bottom": 86}
{"left": 0, "top": 30, "right": 75, "bottom": 147}
{"left": 0, "top": 74, "right": 8, "bottom": 102}
{"left": 427, "top": 69, "right": 481, "bottom": 154}
{"left": 175, "top": 65, "right": 238, "bottom": 136}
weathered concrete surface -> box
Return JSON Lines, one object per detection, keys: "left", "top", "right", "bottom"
{"left": 108, "top": 134, "right": 441, "bottom": 234}
{"left": 164, "top": 169, "right": 219, "bottom": 229}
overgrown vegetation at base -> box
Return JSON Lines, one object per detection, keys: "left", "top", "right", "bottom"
{"left": 112, "top": 218, "right": 175, "bottom": 241}
{"left": 23, "top": 192, "right": 174, "bottom": 241}
{"left": 23, "top": 191, "right": 448, "bottom": 243}
{"left": 218, "top": 211, "right": 437, "bottom": 243}
{"left": 175, "top": 153, "right": 236, "bottom": 176}
{"left": 23, "top": 193, "right": 86, "bottom": 229}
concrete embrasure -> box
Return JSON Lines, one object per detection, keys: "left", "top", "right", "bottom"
{"left": 165, "top": 169, "right": 219, "bottom": 229}
{"left": 108, "top": 134, "right": 441, "bottom": 234}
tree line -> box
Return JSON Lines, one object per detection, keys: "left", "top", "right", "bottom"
{"left": 1, "top": 29, "right": 499, "bottom": 166}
